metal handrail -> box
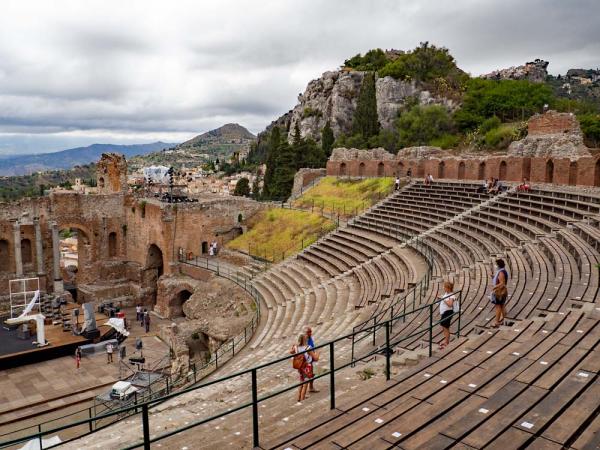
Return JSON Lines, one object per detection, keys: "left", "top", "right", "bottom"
{"left": 0, "top": 286, "right": 463, "bottom": 450}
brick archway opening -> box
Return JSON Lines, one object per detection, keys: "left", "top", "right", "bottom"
{"left": 172, "top": 289, "right": 193, "bottom": 318}
{"left": 146, "top": 244, "right": 164, "bottom": 307}
{"left": 568, "top": 161, "right": 578, "bottom": 185}
{"left": 458, "top": 162, "right": 466, "bottom": 179}
{"left": 499, "top": 161, "right": 507, "bottom": 180}
{"left": 377, "top": 162, "right": 385, "bottom": 177}
{"left": 595, "top": 159, "right": 600, "bottom": 187}
{"left": 478, "top": 162, "right": 486, "bottom": 179}
{"left": 339, "top": 162, "right": 347, "bottom": 176}
{"left": 546, "top": 160, "right": 554, "bottom": 183}
{"left": 359, "top": 162, "right": 365, "bottom": 177}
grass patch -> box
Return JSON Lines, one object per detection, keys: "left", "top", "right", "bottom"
{"left": 226, "top": 208, "right": 334, "bottom": 262}
{"left": 293, "top": 176, "right": 394, "bottom": 217}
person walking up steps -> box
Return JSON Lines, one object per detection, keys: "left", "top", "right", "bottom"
{"left": 305, "top": 327, "right": 319, "bottom": 393}
{"left": 394, "top": 176, "right": 400, "bottom": 191}
{"left": 490, "top": 259, "right": 509, "bottom": 328}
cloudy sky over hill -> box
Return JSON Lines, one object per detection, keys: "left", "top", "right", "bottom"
{"left": 0, "top": 0, "right": 598, "bottom": 154}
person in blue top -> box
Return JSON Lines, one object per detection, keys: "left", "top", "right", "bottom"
{"left": 305, "top": 327, "right": 319, "bottom": 393}
{"left": 490, "top": 259, "right": 509, "bottom": 328}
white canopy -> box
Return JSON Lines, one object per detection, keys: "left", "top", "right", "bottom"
{"left": 143, "top": 166, "right": 170, "bottom": 185}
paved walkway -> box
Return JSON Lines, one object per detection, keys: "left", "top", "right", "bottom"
{"left": 0, "top": 307, "right": 170, "bottom": 425}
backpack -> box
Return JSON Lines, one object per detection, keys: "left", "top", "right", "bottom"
{"left": 292, "top": 346, "right": 306, "bottom": 370}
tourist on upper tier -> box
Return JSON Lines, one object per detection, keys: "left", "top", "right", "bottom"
{"left": 141, "top": 309, "right": 146, "bottom": 327}
{"left": 438, "top": 281, "right": 456, "bottom": 350}
{"left": 144, "top": 310, "right": 150, "bottom": 333}
{"left": 518, "top": 178, "right": 531, "bottom": 192}
{"left": 106, "top": 342, "right": 114, "bottom": 364}
{"left": 394, "top": 176, "right": 400, "bottom": 191}
{"left": 490, "top": 259, "right": 509, "bottom": 328}
{"left": 477, "top": 179, "right": 488, "bottom": 193}
{"left": 136, "top": 304, "right": 142, "bottom": 322}
{"left": 305, "top": 327, "right": 319, "bottom": 394}
{"left": 424, "top": 173, "right": 434, "bottom": 186}
{"left": 290, "top": 334, "right": 318, "bottom": 403}
{"left": 75, "top": 347, "right": 82, "bottom": 369}
{"left": 488, "top": 178, "right": 499, "bottom": 195}
{"left": 406, "top": 168, "right": 412, "bottom": 179}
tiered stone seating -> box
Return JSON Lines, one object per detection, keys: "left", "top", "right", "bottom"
{"left": 56, "top": 181, "right": 600, "bottom": 450}
{"left": 273, "top": 313, "right": 600, "bottom": 450}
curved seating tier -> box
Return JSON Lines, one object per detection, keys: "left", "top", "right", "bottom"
{"left": 60, "top": 181, "right": 600, "bottom": 450}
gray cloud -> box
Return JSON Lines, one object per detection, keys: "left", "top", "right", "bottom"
{"left": 0, "top": 0, "right": 598, "bottom": 154}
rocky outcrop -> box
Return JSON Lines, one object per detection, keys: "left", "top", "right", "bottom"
{"left": 481, "top": 59, "right": 549, "bottom": 83}
{"left": 281, "top": 70, "right": 456, "bottom": 144}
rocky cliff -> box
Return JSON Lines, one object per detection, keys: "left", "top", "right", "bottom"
{"left": 481, "top": 59, "right": 549, "bottom": 83}
{"left": 270, "top": 70, "right": 457, "bottom": 144}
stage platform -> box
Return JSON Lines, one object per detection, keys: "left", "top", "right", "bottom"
{"left": 0, "top": 304, "right": 111, "bottom": 369}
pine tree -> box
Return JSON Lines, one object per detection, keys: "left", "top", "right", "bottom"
{"left": 263, "top": 126, "right": 281, "bottom": 197}
{"left": 352, "top": 72, "right": 380, "bottom": 139}
{"left": 321, "top": 121, "right": 335, "bottom": 158}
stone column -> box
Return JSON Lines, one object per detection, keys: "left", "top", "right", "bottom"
{"left": 34, "top": 217, "right": 45, "bottom": 275}
{"left": 12, "top": 220, "right": 23, "bottom": 277}
{"left": 50, "top": 221, "right": 64, "bottom": 293}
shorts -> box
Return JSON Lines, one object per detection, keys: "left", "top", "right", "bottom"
{"left": 298, "top": 363, "right": 314, "bottom": 381}
{"left": 440, "top": 310, "right": 453, "bottom": 329}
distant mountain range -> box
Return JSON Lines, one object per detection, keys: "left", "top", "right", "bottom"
{"left": 0, "top": 142, "right": 175, "bottom": 176}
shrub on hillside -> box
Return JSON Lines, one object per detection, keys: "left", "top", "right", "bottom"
{"left": 484, "top": 124, "right": 521, "bottom": 149}
{"left": 396, "top": 104, "right": 456, "bottom": 147}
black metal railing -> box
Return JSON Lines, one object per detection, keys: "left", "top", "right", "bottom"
{"left": 0, "top": 289, "right": 462, "bottom": 450}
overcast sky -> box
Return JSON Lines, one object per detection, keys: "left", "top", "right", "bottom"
{"left": 0, "top": 0, "right": 598, "bottom": 155}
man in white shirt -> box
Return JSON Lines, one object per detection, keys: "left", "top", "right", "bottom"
{"left": 106, "top": 342, "right": 114, "bottom": 363}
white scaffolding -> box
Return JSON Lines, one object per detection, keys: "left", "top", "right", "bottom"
{"left": 9, "top": 277, "right": 40, "bottom": 319}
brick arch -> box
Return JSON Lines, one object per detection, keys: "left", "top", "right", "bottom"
{"left": 339, "top": 162, "right": 347, "bottom": 176}
{"left": 0, "top": 239, "right": 9, "bottom": 272}
{"left": 377, "top": 162, "right": 385, "bottom": 177}
{"left": 458, "top": 161, "right": 466, "bottom": 179}
{"left": 568, "top": 161, "right": 578, "bottom": 185}
{"left": 438, "top": 161, "right": 445, "bottom": 179}
{"left": 358, "top": 162, "right": 366, "bottom": 177}
{"left": 499, "top": 161, "right": 507, "bottom": 180}
{"left": 545, "top": 159, "right": 554, "bottom": 183}
{"left": 169, "top": 287, "right": 194, "bottom": 318}
{"left": 478, "top": 161, "right": 486, "bottom": 179}
{"left": 396, "top": 161, "right": 404, "bottom": 176}
{"left": 595, "top": 158, "right": 600, "bottom": 187}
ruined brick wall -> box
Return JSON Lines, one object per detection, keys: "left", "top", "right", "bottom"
{"left": 96, "top": 153, "right": 128, "bottom": 194}
{"left": 327, "top": 155, "right": 600, "bottom": 187}
{"left": 528, "top": 111, "right": 579, "bottom": 136}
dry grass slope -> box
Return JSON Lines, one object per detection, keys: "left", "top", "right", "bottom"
{"left": 293, "top": 176, "right": 394, "bottom": 217}
{"left": 226, "top": 208, "right": 334, "bottom": 261}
